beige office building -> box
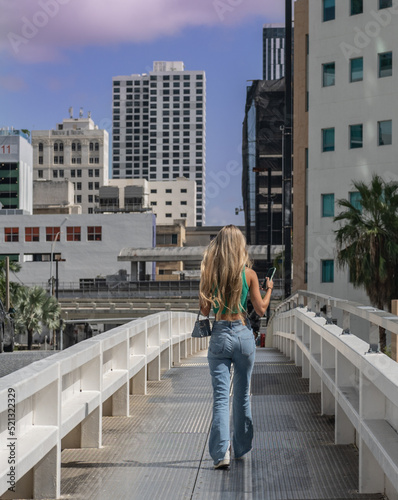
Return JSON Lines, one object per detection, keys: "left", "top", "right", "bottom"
{"left": 32, "top": 112, "right": 109, "bottom": 215}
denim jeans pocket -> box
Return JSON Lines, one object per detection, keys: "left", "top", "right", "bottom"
{"left": 239, "top": 333, "right": 255, "bottom": 356}
{"left": 209, "top": 333, "right": 226, "bottom": 355}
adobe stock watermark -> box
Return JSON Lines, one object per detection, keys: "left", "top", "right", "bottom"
{"left": 213, "top": 0, "right": 244, "bottom": 22}
{"left": 7, "top": 0, "right": 71, "bottom": 55}
{"left": 206, "top": 160, "right": 241, "bottom": 199}
{"left": 340, "top": 1, "right": 398, "bottom": 60}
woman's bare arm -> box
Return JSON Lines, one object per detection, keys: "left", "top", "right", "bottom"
{"left": 199, "top": 297, "right": 211, "bottom": 317}
{"left": 246, "top": 268, "right": 273, "bottom": 317}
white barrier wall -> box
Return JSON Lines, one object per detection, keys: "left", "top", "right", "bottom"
{"left": 273, "top": 292, "right": 398, "bottom": 500}
{"left": 0, "top": 312, "right": 207, "bottom": 500}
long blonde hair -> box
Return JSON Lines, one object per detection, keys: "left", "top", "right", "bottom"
{"left": 200, "top": 225, "right": 252, "bottom": 318}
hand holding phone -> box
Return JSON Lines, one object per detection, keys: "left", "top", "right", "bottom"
{"left": 262, "top": 267, "right": 276, "bottom": 290}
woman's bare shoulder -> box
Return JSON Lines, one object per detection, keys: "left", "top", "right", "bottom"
{"left": 245, "top": 267, "right": 258, "bottom": 284}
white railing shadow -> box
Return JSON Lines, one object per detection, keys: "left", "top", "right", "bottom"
{"left": 273, "top": 291, "right": 398, "bottom": 500}
{"left": 0, "top": 311, "right": 208, "bottom": 499}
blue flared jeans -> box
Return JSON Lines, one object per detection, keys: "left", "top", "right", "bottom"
{"left": 207, "top": 320, "right": 256, "bottom": 465}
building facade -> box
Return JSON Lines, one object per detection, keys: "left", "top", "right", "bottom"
{"left": 263, "top": 24, "right": 287, "bottom": 80}
{"left": 292, "top": 0, "right": 309, "bottom": 292}
{"left": 0, "top": 129, "right": 33, "bottom": 213}
{"left": 0, "top": 212, "right": 154, "bottom": 286}
{"left": 242, "top": 79, "right": 285, "bottom": 274}
{"left": 97, "top": 177, "right": 197, "bottom": 226}
{"left": 263, "top": 24, "right": 294, "bottom": 81}
{"left": 31, "top": 113, "right": 109, "bottom": 215}
{"left": 112, "top": 61, "right": 206, "bottom": 226}
{"left": 296, "top": 0, "right": 398, "bottom": 303}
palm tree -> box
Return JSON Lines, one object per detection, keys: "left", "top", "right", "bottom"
{"left": 334, "top": 174, "right": 398, "bottom": 350}
{"left": 0, "top": 259, "right": 22, "bottom": 306}
{"left": 13, "top": 286, "right": 61, "bottom": 350}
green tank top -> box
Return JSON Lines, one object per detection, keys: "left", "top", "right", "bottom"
{"left": 213, "top": 269, "right": 249, "bottom": 316}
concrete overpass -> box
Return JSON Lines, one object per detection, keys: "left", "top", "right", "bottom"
{"left": 118, "top": 245, "right": 283, "bottom": 279}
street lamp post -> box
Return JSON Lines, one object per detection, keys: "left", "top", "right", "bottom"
{"left": 283, "top": 0, "right": 293, "bottom": 299}
{"left": 49, "top": 217, "right": 68, "bottom": 297}
{"left": 49, "top": 217, "right": 68, "bottom": 348}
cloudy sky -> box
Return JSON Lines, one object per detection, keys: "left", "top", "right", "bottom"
{"left": 0, "top": 0, "right": 286, "bottom": 225}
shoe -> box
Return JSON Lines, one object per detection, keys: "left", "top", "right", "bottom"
{"left": 214, "top": 446, "right": 230, "bottom": 469}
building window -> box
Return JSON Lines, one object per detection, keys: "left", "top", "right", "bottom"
{"left": 151, "top": 189, "right": 157, "bottom": 193}
{"left": 38, "top": 143, "right": 43, "bottom": 152}
{"left": 379, "top": 52, "right": 392, "bottom": 78}
{"left": 181, "top": 201, "right": 187, "bottom": 205}
{"left": 165, "top": 213, "right": 172, "bottom": 218}
{"left": 77, "top": 170, "right": 82, "bottom": 178}
{"left": 38, "top": 170, "right": 43, "bottom": 178}
{"left": 76, "top": 195, "right": 82, "bottom": 203}
{"left": 181, "top": 188, "right": 187, "bottom": 193}
{"left": 379, "top": 0, "right": 392, "bottom": 8}
{"left": 71, "top": 170, "right": 76, "bottom": 177}
{"left": 151, "top": 201, "right": 157, "bottom": 206}
{"left": 66, "top": 226, "right": 81, "bottom": 241}
{"left": 59, "top": 170, "right": 64, "bottom": 178}
{"left": 88, "top": 226, "right": 102, "bottom": 241}
{"left": 76, "top": 182, "right": 82, "bottom": 190}
{"left": 165, "top": 201, "right": 172, "bottom": 205}
{"left": 180, "top": 213, "right": 187, "bottom": 218}
{"left": 351, "top": 0, "right": 363, "bottom": 15}
{"left": 349, "top": 191, "right": 362, "bottom": 211}
{"left": 350, "top": 57, "right": 363, "bottom": 82}
{"left": 322, "top": 260, "right": 334, "bottom": 283}
{"left": 5, "top": 227, "right": 19, "bottom": 242}
{"left": 89, "top": 169, "right": 93, "bottom": 177}
{"left": 166, "top": 188, "right": 172, "bottom": 193}
{"left": 322, "top": 62, "right": 335, "bottom": 87}
{"left": 322, "top": 194, "right": 335, "bottom": 217}
{"left": 322, "top": 128, "right": 335, "bottom": 152}
{"left": 323, "top": 0, "right": 335, "bottom": 21}
{"left": 25, "top": 227, "right": 40, "bottom": 242}
{"left": 350, "top": 124, "right": 363, "bottom": 149}
{"left": 95, "top": 169, "right": 100, "bottom": 177}
{"left": 88, "top": 195, "right": 93, "bottom": 203}
{"left": 38, "top": 156, "right": 43, "bottom": 165}
{"left": 88, "top": 182, "right": 93, "bottom": 190}
{"left": 53, "top": 170, "right": 58, "bottom": 178}
{"left": 46, "top": 227, "right": 60, "bottom": 242}
{"left": 378, "top": 120, "right": 392, "bottom": 145}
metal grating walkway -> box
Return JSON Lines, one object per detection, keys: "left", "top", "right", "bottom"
{"left": 60, "top": 349, "right": 386, "bottom": 500}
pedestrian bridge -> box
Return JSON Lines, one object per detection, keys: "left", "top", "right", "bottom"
{"left": 0, "top": 291, "right": 397, "bottom": 499}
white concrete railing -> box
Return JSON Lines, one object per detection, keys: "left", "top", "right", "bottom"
{"left": 273, "top": 291, "right": 398, "bottom": 500}
{"left": 0, "top": 311, "right": 207, "bottom": 500}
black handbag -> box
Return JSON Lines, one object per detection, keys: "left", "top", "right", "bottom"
{"left": 192, "top": 311, "right": 212, "bottom": 338}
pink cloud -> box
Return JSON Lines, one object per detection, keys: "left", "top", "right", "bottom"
{"left": 0, "top": 0, "right": 285, "bottom": 63}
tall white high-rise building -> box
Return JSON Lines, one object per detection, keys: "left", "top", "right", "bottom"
{"left": 32, "top": 113, "right": 109, "bottom": 214}
{"left": 112, "top": 61, "right": 206, "bottom": 226}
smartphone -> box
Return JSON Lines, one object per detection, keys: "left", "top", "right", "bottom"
{"left": 262, "top": 267, "right": 276, "bottom": 289}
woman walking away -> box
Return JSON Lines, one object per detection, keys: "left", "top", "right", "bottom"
{"left": 199, "top": 225, "right": 273, "bottom": 469}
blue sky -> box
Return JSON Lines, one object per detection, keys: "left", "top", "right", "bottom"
{"left": 0, "top": 0, "right": 285, "bottom": 225}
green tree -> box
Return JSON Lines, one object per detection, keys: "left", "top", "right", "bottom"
{"left": 334, "top": 174, "right": 398, "bottom": 350}
{"left": 13, "top": 286, "right": 61, "bottom": 350}
{"left": 0, "top": 259, "right": 22, "bottom": 306}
